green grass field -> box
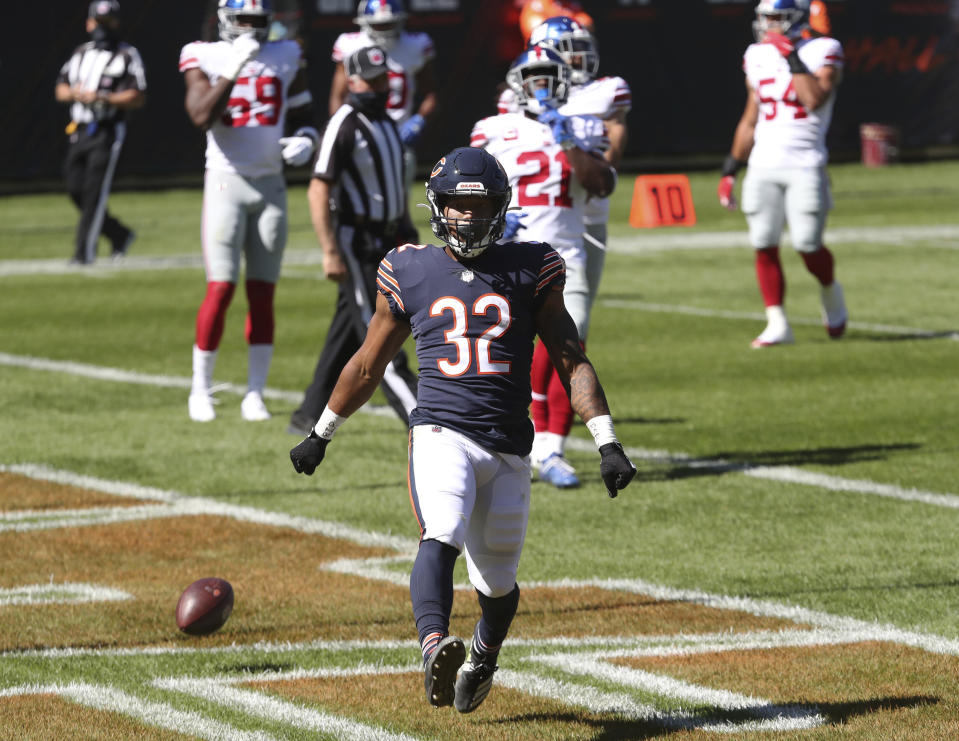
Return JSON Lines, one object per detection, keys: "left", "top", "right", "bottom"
{"left": 1, "top": 160, "right": 958, "bottom": 739}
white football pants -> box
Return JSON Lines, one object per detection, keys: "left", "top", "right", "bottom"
{"left": 201, "top": 170, "right": 287, "bottom": 283}
{"left": 408, "top": 424, "right": 531, "bottom": 599}
{"left": 741, "top": 165, "right": 832, "bottom": 253}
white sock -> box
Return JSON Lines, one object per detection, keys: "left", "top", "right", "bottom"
{"left": 542, "top": 432, "right": 566, "bottom": 459}
{"left": 192, "top": 345, "right": 217, "bottom": 396}
{"left": 764, "top": 305, "right": 789, "bottom": 330}
{"left": 247, "top": 344, "right": 274, "bottom": 395}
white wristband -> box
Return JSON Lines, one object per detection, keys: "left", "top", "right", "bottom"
{"left": 586, "top": 414, "right": 618, "bottom": 448}
{"left": 313, "top": 406, "right": 346, "bottom": 440}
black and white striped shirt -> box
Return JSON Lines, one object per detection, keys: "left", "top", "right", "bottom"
{"left": 57, "top": 42, "right": 147, "bottom": 125}
{"left": 313, "top": 103, "right": 406, "bottom": 226}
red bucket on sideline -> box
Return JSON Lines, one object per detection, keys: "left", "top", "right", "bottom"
{"left": 860, "top": 123, "right": 899, "bottom": 167}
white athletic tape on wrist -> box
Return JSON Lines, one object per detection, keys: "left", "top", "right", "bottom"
{"left": 586, "top": 414, "right": 618, "bottom": 448}
{"left": 314, "top": 406, "right": 346, "bottom": 440}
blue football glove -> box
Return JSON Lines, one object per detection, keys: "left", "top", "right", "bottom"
{"left": 537, "top": 107, "right": 574, "bottom": 149}
{"left": 399, "top": 114, "right": 425, "bottom": 147}
{"left": 502, "top": 212, "right": 527, "bottom": 241}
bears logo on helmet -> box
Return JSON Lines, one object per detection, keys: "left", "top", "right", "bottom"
{"left": 425, "top": 148, "right": 512, "bottom": 259}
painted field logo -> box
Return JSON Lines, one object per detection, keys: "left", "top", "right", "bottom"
{"left": 1, "top": 466, "right": 957, "bottom": 738}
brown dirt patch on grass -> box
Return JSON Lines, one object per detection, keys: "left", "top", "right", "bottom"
{"left": 253, "top": 675, "right": 666, "bottom": 741}
{"left": 627, "top": 641, "right": 959, "bottom": 739}
{"left": 482, "top": 585, "right": 796, "bottom": 640}
{"left": 0, "top": 694, "right": 193, "bottom": 740}
{"left": 0, "top": 472, "right": 143, "bottom": 511}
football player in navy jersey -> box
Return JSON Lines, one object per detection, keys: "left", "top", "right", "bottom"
{"left": 290, "top": 146, "right": 635, "bottom": 713}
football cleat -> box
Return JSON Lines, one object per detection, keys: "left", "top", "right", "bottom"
{"left": 454, "top": 643, "right": 498, "bottom": 714}
{"left": 750, "top": 323, "right": 795, "bottom": 348}
{"left": 423, "top": 635, "right": 465, "bottom": 708}
{"left": 820, "top": 281, "right": 847, "bottom": 339}
{"left": 537, "top": 453, "right": 581, "bottom": 488}
{"left": 240, "top": 391, "right": 271, "bottom": 421}
{"left": 188, "top": 393, "right": 216, "bottom": 422}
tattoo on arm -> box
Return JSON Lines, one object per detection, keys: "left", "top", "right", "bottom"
{"left": 536, "top": 288, "right": 612, "bottom": 423}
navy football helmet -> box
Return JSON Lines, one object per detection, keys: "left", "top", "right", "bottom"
{"left": 753, "top": 0, "right": 810, "bottom": 42}
{"left": 218, "top": 0, "right": 273, "bottom": 42}
{"left": 426, "top": 148, "right": 512, "bottom": 258}
{"left": 506, "top": 47, "right": 571, "bottom": 116}
{"left": 528, "top": 16, "right": 599, "bottom": 85}
{"left": 355, "top": 0, "right": 406, "bottom": 49}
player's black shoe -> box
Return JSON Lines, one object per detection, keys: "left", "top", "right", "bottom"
{"left": 424, "top": 635, "right": 465, "bottom": 707}
{"left": 454, "top": 641, "right": 498, "bottom": 713}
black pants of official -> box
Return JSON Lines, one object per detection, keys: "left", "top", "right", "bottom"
{"left": 64, "top": 124, "right": 132, "bottom": 264}
{"left": 292, "top": 225, "right": 418, "bottom": 429}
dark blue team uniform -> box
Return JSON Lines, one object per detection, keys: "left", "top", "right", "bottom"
{"left": 376, "top": 241, "right": 565, "bottom": 456}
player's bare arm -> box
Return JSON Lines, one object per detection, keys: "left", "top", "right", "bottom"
{"left": 290, "top": 293, "right": 410, "bottom": 475}
{"left": 183, "top": 68, "right": 237, "bottom": 130}
{"left": 791, "top": 64, "right": 840, "bottom": 111}
{"left": 329, "top": 63, "right": 348, "bottom": 116}
{"left": 566, "top": 147, "right": 616, "bottom": 199}
{"left": 603, "top": 110, "right": 628, "bottom": 168}
{"left": 327, "top": 293, "right": 412, "bottom": 418}
{"left": 534, "top": 287, "right": 612, "bottom": 423}
{"left": 533, "top": 285, "right": 635, "bottom": 496}
{"left": 307, "top": 178, "right": 348, "bottom": 283}
{"left": 413, "top": 59, "right": 438, "bottom": 120}
{"left": 732, "top": 80, "right": 760, "bottom": 161}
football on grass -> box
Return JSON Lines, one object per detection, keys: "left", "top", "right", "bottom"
{"left": 175, "top": 577, "right": 234, "bottom": 635}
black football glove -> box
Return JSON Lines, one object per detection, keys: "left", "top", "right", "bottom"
{"left": 598, "top": 442, "right": 636, "bottom": 498}
{"left": 290, "top": 430, "right": 329, "bottom": 475}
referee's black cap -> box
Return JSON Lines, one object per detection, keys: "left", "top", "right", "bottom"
{"left": 345, "top": 45, "right": 389, "bottom": 80}
{"left": 89, "top": 0, "right": 121, "bottom": 19}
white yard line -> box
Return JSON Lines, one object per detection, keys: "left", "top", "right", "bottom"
{"left": 600, "top": 299, "right": 959, "bottom": 339}
{"left": 3, "top": 464, "right": 959, "bottom": 661}
{"left": 0, "top": 683, "right": 275, "bottom": 740}
{"left": 1, "top": 352, "right": 955, "bottom": 512}
{"left": 609, "top": 223, "right": 959, "bottom": 253}
{"left": 154, "top": 678, "right": 421, "bottom": 741}
{"left": 0, "top": 583, "right": 132, "bottom": 606}
{"left": 1, "top": 223, "right": 958, "bottom": 278}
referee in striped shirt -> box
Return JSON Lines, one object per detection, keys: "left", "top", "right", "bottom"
{"left": 289, "top": 45, "right": 418, "bottom": 435}
{"left": 55, "top": 1, "right": 146, "bottom": 265}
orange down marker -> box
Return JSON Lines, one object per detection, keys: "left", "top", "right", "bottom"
{"left": 629, "top": 174, "right": 696, "bottom": 228}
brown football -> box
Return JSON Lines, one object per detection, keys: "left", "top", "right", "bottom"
{"left": 175, "top": 577, "right": 234, "bottom": 635}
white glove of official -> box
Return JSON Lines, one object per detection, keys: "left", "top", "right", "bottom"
{"left": 222, "top": 33, "right": 261, "bottom": 81}
{"left": 279, "top": 127, "right": 319, "bottom": 167}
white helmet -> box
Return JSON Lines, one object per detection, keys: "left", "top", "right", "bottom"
{"left": 218, "top": 0, "right": 273, "bottom": 43}
{"left": 753, "top": 0, "right": 810, "bottom": 42}
{"left": 505, "top": 47, "right": 571, "bottom": 116}
{"left": 355, "top": 0, "right": 407, "bottom": 50}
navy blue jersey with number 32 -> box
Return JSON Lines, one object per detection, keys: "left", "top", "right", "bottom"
{"left": 377, "top": 241, "right": 565, "bottom": 455}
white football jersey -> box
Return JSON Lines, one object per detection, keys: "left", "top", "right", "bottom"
{"left": 470, "top": 112, "right": 606, "bottom": 263}
{"left": 332, "top": 30, "right": 434, "bottom": 125}
{"left": 563, "top": 76, "right": 631, "bottom": 226}
{"left": 495, "top": 75, "right": 630, "bottom": 226}
{"left": 179, "top": 40, "right": 302, "bottom": 178}
{"left": 744, "top": 36, "right": 844, "bottom": 169}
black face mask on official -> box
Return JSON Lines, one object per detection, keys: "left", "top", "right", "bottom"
{"left": 91, "top": 24, "right": 120, "bottom": 48}
{"left": 348, "top": 90, "right": 389, "bottom": 116}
